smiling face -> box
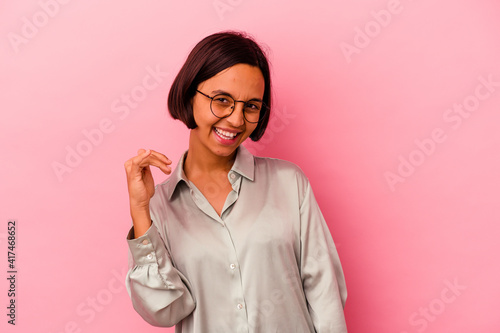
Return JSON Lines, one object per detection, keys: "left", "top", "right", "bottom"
{"left": 190, "top": 63, "right": 265, "bottom": 158}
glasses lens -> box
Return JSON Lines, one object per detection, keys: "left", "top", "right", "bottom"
{"left": 243, "top": 101, "right": 263, "bottom": 123}
{"left": 211, "top": 94, "right": 234, "bottom": 118}
{"left": 210, "top": 94, "right": 264, "bottom": 123}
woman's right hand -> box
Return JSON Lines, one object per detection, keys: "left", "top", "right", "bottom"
{"left": 124, "top": 149, "right": 172, "bottom": 237}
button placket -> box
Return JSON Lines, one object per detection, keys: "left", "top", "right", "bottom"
{"left": 220, "top": 223, "right": 247, "bottom": 322}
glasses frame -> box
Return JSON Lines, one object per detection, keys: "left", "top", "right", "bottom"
{"left": 196, "top": 90, "right": 266, "bottom": 124}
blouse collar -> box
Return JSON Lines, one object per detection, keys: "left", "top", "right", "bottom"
{"left": 165, "top": 145, "right": 255, "bottom": 200}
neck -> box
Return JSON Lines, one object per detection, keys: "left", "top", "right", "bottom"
{"left": 184, "top": 134, "right": 237, "bottom": 180}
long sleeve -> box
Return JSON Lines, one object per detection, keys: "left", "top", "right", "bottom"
{"left": 300, "top": 181, "right": 348, "bottom": 333}
{"left": 124, "top": 147, "right": 349, "bottom": 331}
{"left": 126, "top": 222, "right": 196, "bottom": 327}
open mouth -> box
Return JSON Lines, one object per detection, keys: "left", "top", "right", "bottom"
{"left": 214, "top": 127, "right": 240, "bottom": 142}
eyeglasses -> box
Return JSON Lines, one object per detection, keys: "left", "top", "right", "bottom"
{"left": 196, "top": 90, "right": 266, "bottom": 123}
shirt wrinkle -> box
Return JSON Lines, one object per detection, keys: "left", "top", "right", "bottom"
{"left": 126, "top": 145, "right": 347, "bottom": 333}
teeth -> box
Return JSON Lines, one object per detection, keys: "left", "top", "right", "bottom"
{"left": 215, "top": 128, "right": 237, "bottom": 139}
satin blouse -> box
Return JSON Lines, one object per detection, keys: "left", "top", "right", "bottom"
{"left": 126, "top": 145, "right": 347, "bottom": 332}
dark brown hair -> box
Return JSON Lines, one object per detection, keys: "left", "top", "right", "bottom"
{"left": 167, "top": 31, "right": 272, "bottom": 141}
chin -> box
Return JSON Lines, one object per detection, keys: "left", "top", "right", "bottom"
{"left": 211, "top": 144, "right": 241, "bottom": 157}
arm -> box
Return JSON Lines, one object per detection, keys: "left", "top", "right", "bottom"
{"left": 126, "top": 222, "right": 195, "bottom": 327}
{"left": 124, "top": 149, "right": 195, "bottom": 326}
{"left": 300, "top": 181, "right": 348, "bottom": 332}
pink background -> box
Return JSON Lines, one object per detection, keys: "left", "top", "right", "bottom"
{"left": 1, "top": 0, "right": 499, "bottom": 332}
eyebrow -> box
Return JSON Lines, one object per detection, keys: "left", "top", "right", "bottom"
{"left": 211, "top": 89, "right": 263, "bottom": 102}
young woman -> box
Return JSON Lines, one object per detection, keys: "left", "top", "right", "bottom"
{"left": 124, "top": 31, "right": 347, "bottom": 332}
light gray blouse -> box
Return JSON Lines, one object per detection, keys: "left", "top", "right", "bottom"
{"left": 126, "top": 145, "right": 347, "bottom": 332}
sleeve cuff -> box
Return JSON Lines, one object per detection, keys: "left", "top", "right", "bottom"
{"left": 126, "top": 223, "right": 170, "bottom": 266}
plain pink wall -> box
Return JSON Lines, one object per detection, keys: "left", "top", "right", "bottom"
{"left": 1, "top": 0, "right": 499, "bottom": 332}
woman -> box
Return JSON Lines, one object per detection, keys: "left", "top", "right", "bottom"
{"left": 124, "top": 31, "right": 347, "bottom": 332}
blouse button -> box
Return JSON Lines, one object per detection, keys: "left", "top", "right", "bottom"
{"left": 230, "top": 173, "right": 236, "bottom": 180}
{"left": 146, "top": 253, "right": 153, "bottom": 260}
{"left": 230, "top": 263, "right": 236, "bottom": 270}
{"left": 142, "top": 239, "right": 149, "bottom": 245}
{"left": 237, "top": 303, "right": 244, "bottom": 310}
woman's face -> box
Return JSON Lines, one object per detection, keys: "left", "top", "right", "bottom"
{"left": 191, "top": 63, "right": 265, "bottom": 158}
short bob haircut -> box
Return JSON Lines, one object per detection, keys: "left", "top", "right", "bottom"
{"left": 168, "top": 31, "right": 272, "bottom": 141}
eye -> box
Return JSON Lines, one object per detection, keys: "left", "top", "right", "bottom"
{"left": 245, "top": 102, "right": 261, "bottom": 112}
{"left": 212, "top": 95, "right": 233, "bottom": 107}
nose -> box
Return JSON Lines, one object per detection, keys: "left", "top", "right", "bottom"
{"left": 226, "top": 102, "right": 245, "bottom": 127}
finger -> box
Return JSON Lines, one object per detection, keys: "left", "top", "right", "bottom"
{"left": 136, "top": 150, "right": 172, "bottom": 175}
{"left": 126, "top": 149, "right": 172, "bottom": 177}
{"left": 125, "top": 151, "right": 153, "bottom": 176}
{"left": 136, "top": 149, "right": 171, "bottom": 165}
{"left": 148, "top": 150, "right": 172, "bottom": 165}
{"left": 131, "top": 164, "right": 150, "bottom": 183}
{"left": 137, "top": 154, "right": 172, "bottom": 175}
{"left": 125, "top": 150, "right": 151, "bottom": 173}
{"left": 141, "top": 165, "right": 153, "bottom": 181}
{"left": 137, "top": 148, "right": 151, "bottom": 157}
